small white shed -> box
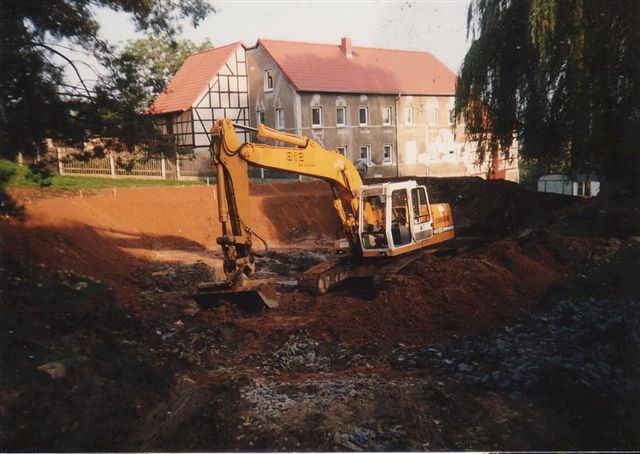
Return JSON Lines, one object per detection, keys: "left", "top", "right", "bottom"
{"left": 538, "top": 174, "right": 600, "bottom": 197}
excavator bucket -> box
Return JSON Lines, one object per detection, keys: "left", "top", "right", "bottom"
{"left": 193, "top": 278, "right": 278, "bottom": 311}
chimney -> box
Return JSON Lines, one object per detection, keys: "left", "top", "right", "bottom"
{"left": 340, "top": 37, "right": 353, "bottom": 60}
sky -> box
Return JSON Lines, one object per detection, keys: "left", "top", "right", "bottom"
{"left": 71, "top": 0, "right": 471, "bottom": 90}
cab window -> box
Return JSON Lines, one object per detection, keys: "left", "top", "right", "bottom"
{"left": 411, "top": 187, "right": 430, "bottom": 223}
{"left": 391, "top": 189, "right": 411, "bottom": 246}
{"left": 361, "top": 195, "right": 388, "bottom": 249}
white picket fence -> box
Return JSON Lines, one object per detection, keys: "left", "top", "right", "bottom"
{"left": 56, "top": 148, "right": 216, "bottom": 180}
{"left": 55, "top": 147, "right": 296, "bottom": 181}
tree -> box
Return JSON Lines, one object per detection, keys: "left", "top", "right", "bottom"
{"left": 115, "top": 35, "right": 213, "bottom": 106}
{"left": 456, "top": 0, "right": 640, "bottom": 192}
{"left": 0, "top": 0, "right": 214, "bottom": 159}
{"left": 84, "top": 35, "right": 213, "bottom": 158}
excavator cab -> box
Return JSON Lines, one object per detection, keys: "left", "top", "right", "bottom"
{"left": 358, "top": 181, "right": 453, "bottom": 258}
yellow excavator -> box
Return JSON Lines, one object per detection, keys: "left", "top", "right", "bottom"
{"left": 194, "top": 118, "right": 454, "bottom": 309}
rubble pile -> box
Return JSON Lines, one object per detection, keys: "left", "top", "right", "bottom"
{"left": 391, "top": 294, "right": 639, "bottom": 399}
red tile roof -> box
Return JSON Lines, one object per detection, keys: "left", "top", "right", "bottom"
{"left": 258, "top": 39, "right": 456, "bottom": 95}
{"left": 148, "top": 42, "right": 242, "bottom": 114}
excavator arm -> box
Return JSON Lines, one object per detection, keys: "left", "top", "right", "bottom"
{"left": 210, "top": 118, "right": 363, "bottom": 285}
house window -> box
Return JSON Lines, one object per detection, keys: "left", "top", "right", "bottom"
{"left": 360, "top": 145, "right": 371, "bottom": 164}
{"left": 276, "top": 108, "right": 284, "bottom": 129}
{"left": 336, "top": 107, "right": 346, "bottom": 127}
{"left": 359, "top": 107, "right": 368, "bottom": 126}
{"left": 449, "top": 109, "right": 455, "bottom": 124}
{"left": 405, "top": 107, "right": 413, "bottom": 125}
{"left": 311, "top": 107, "right": 322, "bottom": 128}
{"left": 257, "top": 110, "right": 266, "bottom": 126}
{"left": 337, "top": 146, "right": 347, "bottom": 156}
{"left": 264, "top": 68, "right": 273, "bottom": 92}
{"left": 429, "top": 106, "right": 438, "bottom": 125}
{"left": 383, "top": 144, "right": 393, "bottom": 164}
{"left": 382, "top": 106, "right": 392, "bottom": 126}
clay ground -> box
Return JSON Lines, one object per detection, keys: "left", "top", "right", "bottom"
{"left": 1, "top": 178, "right": 639, "bottom": 451}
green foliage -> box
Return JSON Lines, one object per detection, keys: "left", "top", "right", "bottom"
{"left": 456, "top": 0, "right": 640, "bottom": 191}
{"left": 26, "top": 162, "right": 53, "bottom": 187}
{"left": 0, "top": 0, "right": 214, "bottom": 159}
{"left": 117, "top": 35, "right": 213, "bottom": 105}
{"left": 0, "top": 160, "right": 26, "bottom": 219}
{"left": 89, "top": 35, "right": 212, "bottom": 159}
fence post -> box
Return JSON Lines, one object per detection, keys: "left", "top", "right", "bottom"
{"left": 260, "top": 168, "right": 265, "bottom": 180}
{"left": 56, "top": 148, "right": 65, "bottom": 174}
{"left": 17, "top": 152, "right": 23, "bottom": 166}
{"left": 176, "top": 157, "right": 181, "bottom": 180}
{"left": 109, "top": 151, "right": 116, "bottom": 177}
{"left": 161, "top": 156, "right": 166, "bottom": 179}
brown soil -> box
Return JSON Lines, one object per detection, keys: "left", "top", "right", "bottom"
{"left": 2, "top": 181, "right": 340, "bottom": 303}
{"left": 1, "top": 178, "right": 638, "bottom": 451}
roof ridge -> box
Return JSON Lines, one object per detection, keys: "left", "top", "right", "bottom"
{"left": 187, "top": 41, "right": 242, "bottom": 58}
{"left": 258, "top": 37, "right": 437, "bottom": 57}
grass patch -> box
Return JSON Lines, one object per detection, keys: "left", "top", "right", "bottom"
{"left": 41, "top": 175, "right": 206, "bottom": 189}
{"left": 1, "top": 159, "right": 207, "bottom": 189}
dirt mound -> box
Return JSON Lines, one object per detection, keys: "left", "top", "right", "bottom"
{"left": 239, "top": 238, "right": 567, "bottom": 349}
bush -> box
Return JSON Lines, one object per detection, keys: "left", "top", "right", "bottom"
{"left": 26, "top": 162, "right": 53, "bottom": 187}
{"left": 0, "top": 160, "right": 26, "bottom": 220}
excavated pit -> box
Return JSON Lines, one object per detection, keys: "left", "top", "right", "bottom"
{"left": 1, "top": 178, "right": 638, "bottom": 451}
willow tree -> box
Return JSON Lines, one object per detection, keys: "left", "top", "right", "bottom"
{"left": 456, "top": 0, "right": 640, "bottom": 192}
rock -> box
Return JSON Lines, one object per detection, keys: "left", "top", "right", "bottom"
{"left": 37, "top": 361, "right": 67, "bottom": 380}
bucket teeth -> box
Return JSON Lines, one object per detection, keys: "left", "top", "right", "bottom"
{"left": 193, "top": 278, "right": 278, "bottom": 310}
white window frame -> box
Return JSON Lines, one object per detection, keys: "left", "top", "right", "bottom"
{"left": 337, "top": 146, "right": 347, "bottom": 156}
{"left": 405, "top": 106, "right": 413, "bottom": 125}
{"left": 358, "top": 107, "right": 369, "bottom": 126}
{"left": 257, "top": 110, "right": 266, "bottom": 126}
{"left": 382, "top": 106, "right": 392, "bottom": 126}
{"left": 264, "top": 68, "right": 273, "bottom": 92}
{"left": 359, "top": 144, "right": 371, "bottom": 164}
{"left": 383, "top": 144, "right": 393, "bottom": 164}
{"left": 275, "top": 108, "right": 284, "bottom": 130}
{"left": 311, "top": 106, "right": 322, "bottom": 128}
{"left": 336, "top": 106, "right": 346, "bottom": 127}
{"left": 429, "top": 106, "right": 438, "bottom": 125}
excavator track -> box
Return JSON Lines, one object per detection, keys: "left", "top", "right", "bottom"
{"left": 299, "top": 251, "right": 425, "bottom": 295}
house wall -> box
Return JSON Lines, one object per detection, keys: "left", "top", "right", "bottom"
{"left": 154, "top": 110, "right": 193, "bottom": 147}
{"left": 245, "top": 44, "right": 519, "bottom": 182}
{"left": 396, "top": 95, "right": 462, "bottom": 177}
{"left": 299, "top": 93, "right": 397, "bottom": 175}
{"left": 191, "top": 46, "right": 250, "bottom": 151}
{"left": 246, "top": 46, "right": 301, "bottom": 136}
